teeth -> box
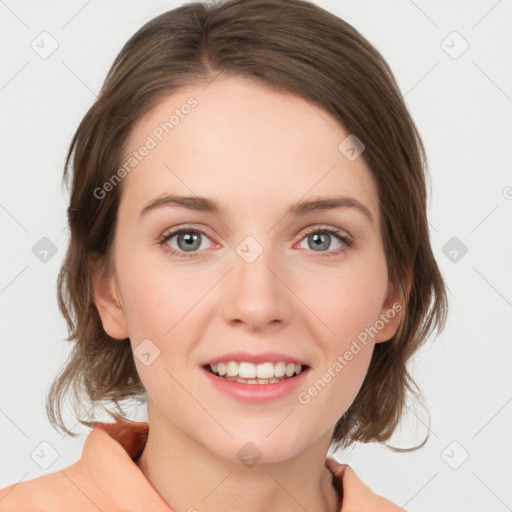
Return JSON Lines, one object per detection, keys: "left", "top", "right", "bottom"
{"left": 239, "top": 362, "right": 257, "bottom": 379}
{"left": 256, "top": 362, "right": 274, "bottom": 379}
{"left": 274, "top": 362, "right": 286, "bottom": 377}
{"left": 208, "top": 360, "right": 304, "bottom": 380}
{"left": 226, "top": 361, "right": 238, "bottom": 377}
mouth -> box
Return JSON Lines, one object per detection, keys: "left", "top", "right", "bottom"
{"left": 203, "top": 360, "right": 309, "bottom": 385}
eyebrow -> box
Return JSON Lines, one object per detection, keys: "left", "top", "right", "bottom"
{"left": 139, "top": 194, "right": 373, "bottom": 222}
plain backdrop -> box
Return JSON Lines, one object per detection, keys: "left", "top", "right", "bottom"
{"left": 1, "top": 1, "right": 511, "bottom": 511}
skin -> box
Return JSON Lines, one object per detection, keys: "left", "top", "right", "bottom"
{"left": 92, "top": 75, "right": 404, "bottom": 512}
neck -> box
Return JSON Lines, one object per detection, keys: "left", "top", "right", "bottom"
{"left": 135, "top": 406, "right": 340, "bottom": 512}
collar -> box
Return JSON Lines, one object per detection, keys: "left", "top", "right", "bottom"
{"left": 84, "top": 418, "right": 403, "bottom": 511}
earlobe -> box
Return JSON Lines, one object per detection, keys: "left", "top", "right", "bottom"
{"left": 374, "top": 274, "right": 410, "bottom": 344}
{"left": 90, "top": 257, "right": 129, "bottom": 340}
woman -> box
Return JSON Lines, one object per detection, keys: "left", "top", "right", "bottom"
{"left": 0, "top": 0, "right": 447, "bottom": 510}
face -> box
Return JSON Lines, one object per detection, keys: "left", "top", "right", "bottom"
{"left": 93, "top": 75, "right": 402, "bottom": 463}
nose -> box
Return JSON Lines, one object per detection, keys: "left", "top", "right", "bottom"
{"left": 221, "top": 241, "right": 294, "bottom": 333}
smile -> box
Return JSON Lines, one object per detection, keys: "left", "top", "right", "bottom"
{"left": 206, "top": 361, "right": 306, "bottom": 384}
{"left": 201, "top": 353, "right": 310, "bottom": 402}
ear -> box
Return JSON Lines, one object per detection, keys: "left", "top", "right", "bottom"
{"left": 374, "top": 273, "right": 411, "bottom": 344}
{"left": 90, "top": 257, "right": 129, "bottom": 340}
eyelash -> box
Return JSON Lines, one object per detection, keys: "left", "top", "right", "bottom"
{"left": 158, "top": 224, "right": 353, "bottom": 259}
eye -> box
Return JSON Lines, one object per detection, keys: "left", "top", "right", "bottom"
{"left": 296, "top": 225, "right": 353, "bottom": 257}
{"left": 158, "top": 224, "right": 353, "bottom": 259}
{"left": 159, "top": 226, "right": 214, "bottom": 259}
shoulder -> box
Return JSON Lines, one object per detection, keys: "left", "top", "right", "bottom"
{"left": 325, "top": 457, "right": 408, "bottom": 512}
{"left": 0, "top": 424, "right": 122, "bottom": 511}
{"left": 0, "top": 460, "right": 97, "bottom": 511}
{"left": 0, "top": 420, "right": 166, "bottom": 512}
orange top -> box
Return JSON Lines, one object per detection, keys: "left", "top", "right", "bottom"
{"left": 0, "top": 419, "right": 405, "bottom": 511}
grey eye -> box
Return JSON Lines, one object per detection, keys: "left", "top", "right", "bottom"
{"left": 166, "top": 231, "right": 213, "bottom": 252}
{"left": 298, "top": 232, "right": 344, "bottom": 252}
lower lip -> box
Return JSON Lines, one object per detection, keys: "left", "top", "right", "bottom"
{"left": 201, "top": 367, "right": 309, "bottom": 403}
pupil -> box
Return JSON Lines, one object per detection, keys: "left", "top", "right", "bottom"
{"left": 180, "top": 232, "right": 200, "bottom": 251}
{"left": 310, "top": 233, "right": 329, "bottom": 251}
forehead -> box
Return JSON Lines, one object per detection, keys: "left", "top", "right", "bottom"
{"left": 120, "top": 75, "right": 379, "bottom": 222}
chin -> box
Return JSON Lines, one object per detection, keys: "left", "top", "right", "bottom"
{"left": 204, "top": 425, "right": 321, "bottom": 466}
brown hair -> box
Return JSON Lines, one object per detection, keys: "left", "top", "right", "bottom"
{"left": 47, "top": 0, "right": 447, "bottom": 451}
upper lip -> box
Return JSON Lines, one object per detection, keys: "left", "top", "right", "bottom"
{"left": 202, "top": 351, "right": 309, "bottom": 366}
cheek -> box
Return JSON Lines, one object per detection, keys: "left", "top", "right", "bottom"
{"left": 306, "top": 258, "right": 389, "bottom": 344}
{"left": 117, "top": 264, "right": 203, "bottom": 399}
{"left": 117, "top": 253, "right": 207, "bottom": 342}
{"left": 296, "top": 256, "right": 387, "bottom": 411}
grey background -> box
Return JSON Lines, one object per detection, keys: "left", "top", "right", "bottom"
{"left": 1, "top": 1, "right": 511, "bottom": 510}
